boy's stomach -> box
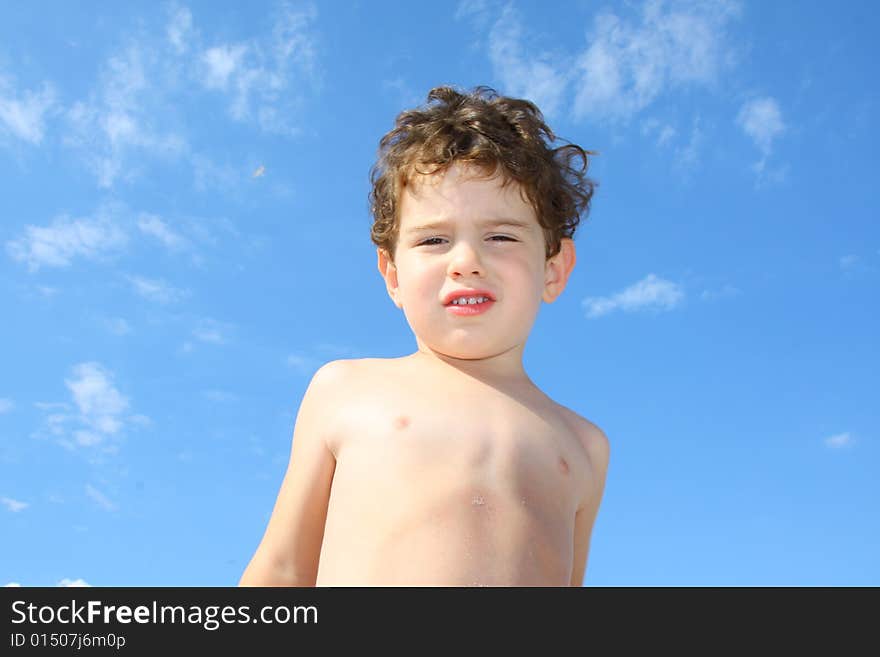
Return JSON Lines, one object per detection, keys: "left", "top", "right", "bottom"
{"left": 315, "top": 475, "right": 574, "bottom": 586}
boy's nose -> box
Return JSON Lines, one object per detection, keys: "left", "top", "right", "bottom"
{"left": 447, "top": 241, "right": 485, "bottom": 277}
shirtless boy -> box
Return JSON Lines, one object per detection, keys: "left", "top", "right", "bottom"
{"left": 239, "top": 86, "right": 610, "bottom": 586}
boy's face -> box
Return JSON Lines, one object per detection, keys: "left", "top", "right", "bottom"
{"left": 377, "top": 162, "right": 576, "bottom": 363}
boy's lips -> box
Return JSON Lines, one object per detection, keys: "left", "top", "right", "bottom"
{"left": 441, "top": 288, "right": 496, "bottom": 306}
{"left": 445, "top": 299, "right": 495, "bottom": 316}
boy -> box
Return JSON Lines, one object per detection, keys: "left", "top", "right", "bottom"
{"left": 239, "top": 86, "right": 609, "bottom": 586}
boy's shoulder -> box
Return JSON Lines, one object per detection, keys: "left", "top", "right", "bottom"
{"left": 551, "top": 402, "right": 610, "bottom": 464}
{"left": 306, "top": 357, "right": 397, "bottom": 397}
{"left": 310, "top": 356, "right": 391, "bottom": 381}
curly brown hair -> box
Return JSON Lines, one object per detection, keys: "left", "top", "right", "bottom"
{"left": 369, "top": 85, "right": 596, "bottom": 262}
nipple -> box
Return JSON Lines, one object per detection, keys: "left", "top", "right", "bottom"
{"left": 558, "top": 457, "right": 570, "bottom": 476}
{"left": 393, "top": 415, "right": 410, "bottom": 430}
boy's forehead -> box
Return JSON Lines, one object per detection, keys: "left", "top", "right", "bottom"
{"left": 400, "top": 163, "right": 536, "bottom": 225}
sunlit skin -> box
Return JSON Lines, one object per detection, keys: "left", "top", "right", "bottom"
{"left": 239, "top": 162, "right": 609, "bottom": 587}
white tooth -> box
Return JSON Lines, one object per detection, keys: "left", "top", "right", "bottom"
{"left": 467, "top": 298, "right": 477, "bottom": 305}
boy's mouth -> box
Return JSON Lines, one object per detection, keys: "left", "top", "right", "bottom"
{"left": 445, "top": 298, "right": 495, "bottom": 316}
{"left": 442, "top": 289, "right": 496, "bottom": 306}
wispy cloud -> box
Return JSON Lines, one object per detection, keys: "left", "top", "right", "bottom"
{"left": 700, "top": 283, "right": 741, "bottom": 301}
{"left": 824, "top": 432, "right": 854, "bottom": 449}
{"left": 286, "top": 353, "right": 323, "bottom": 375}
{"left": 5, "top": 4, "right": 322, "bottom": 190}
{"left": 6, "top": 205, "right": 128, "bottom": 272}
{"left": 737, "top": 96, "right": 786, "bottom": 177}
{"left": 674, "top": 115, "right": 704, "bottom": 170}
{"left": 34, "top": 363, "right": 139, "bottom": 452}
{"left": 64, "top": 44, "right": 187, "bottom": 188}
{"left": 573, "top": 0, "right": 742, "bottom": 123}
{"left": 58, "top": 577, "right": 92, "bottom": 587}
{"left": 737, "top": 96, "right": 785, "bottom": 154}
{"left": 65, "top": 363, "right": 130, "bottom": 447}
{"left": 485, "top": 4, "right": 570, "bottom": 118}
{"left": 642, "top": 117, "right": 677, "bottom": 146}
{"left": 582, "top": 273, "right": 685, "bottom": 318}
{"left": 0, "top": 72, "right": 57, "bottom": 144}
{"left": 0, "top": 74, "right": 56, "bottom": 145}
{"left": 458, "top": 0, "right": 741, "bottom": 131}
{"left": 1, "top": 496, "right": 28, "bottom": 512}
{"left": 166, "top": 5, "right": 195, "bottom": 55}
{"left": 127, "top": 275, "right": 189, "bottom": 304}
{"left": 137, "top": 213, "right": 187, "bottom": 250}
{"left": 102, "top": 317, "right": 132, "bottom": 336}
{"left": 203, "top": 389, "right": 239, "bottom": 403}
{"left": 192, "top": 318, "right": 233, "bottom": 345}
{"left": 202, "top": 44, "right": 248, "bottom": 90}
{"left": 195, "top": 3, "right": 321, "bottom": 134}
{"left": 839, "top": 254, "right": 859, "bottom": 271}
{"left": 0, "top": 398, "right": 14, "bottom": 414}
{"left": 85, "top": 484, "right": 117, "bottom": 511}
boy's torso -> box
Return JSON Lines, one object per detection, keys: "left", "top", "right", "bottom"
{"left": 314, "top": 355, "right": 598, "bottom": 586}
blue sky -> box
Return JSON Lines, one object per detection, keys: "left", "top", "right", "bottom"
{"left": 1, "top": 0, "right": 877, "bottom": 587}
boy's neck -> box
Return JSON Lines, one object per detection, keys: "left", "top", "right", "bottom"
{"left": 408, "top": 344, "right": 538, "bottom": 392}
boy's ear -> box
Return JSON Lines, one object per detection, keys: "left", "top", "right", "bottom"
{"left": 377, "top": 247, "right": 403, "bottom": 308}
{"left": 542, "top": 238, "right": 576, "bottom": 303}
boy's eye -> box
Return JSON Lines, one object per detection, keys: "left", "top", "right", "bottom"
{"left": 417, "top": 236, "right": 517, "bottom": 246}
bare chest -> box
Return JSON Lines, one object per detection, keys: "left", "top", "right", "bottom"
{"left": 329, "top": 379, "right": 590, "bottom": 516}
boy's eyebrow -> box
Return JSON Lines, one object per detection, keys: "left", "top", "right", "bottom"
{"left": 405, "top": 218, "right": 534, "bottom": 233}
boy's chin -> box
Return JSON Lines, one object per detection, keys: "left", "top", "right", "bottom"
{"left": 418, "top": 342, "right": 515, "bottom": 362}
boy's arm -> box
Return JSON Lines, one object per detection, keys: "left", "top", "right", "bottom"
{"left": 570, "top": 422, "right": 610, "bottom": 587}
{"left": 238, "top": 360, "right": 344, "bottom": 587}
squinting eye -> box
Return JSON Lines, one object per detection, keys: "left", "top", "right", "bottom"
{"left": 418, "top": 237, "right": 445, "bottom": 246}
{"left": 490, "top": 235, "right": 516, "bottom": 241}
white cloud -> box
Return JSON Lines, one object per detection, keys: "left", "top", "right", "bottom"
{"left": 6, "top": 205, "right": 128, "bottom": 272}
{"left": 674, "top": 115, "right": 703, "bottom": 170}
{"left": 4, "top": 582, "right": 21, "bottom": 587}
{"left": 85, "top": 484, "right": 117, "bottom": 511}
{"left": 1, "top": 497, "right": 28, "bottom": 512}
{"left": 64, "top": 44, "right": 186, "bottom": 188}
{"left": 0, "top": 398, "right": 14, "bottom": 414}
{"left": 455, "top": 0, "right": 492, "bottom": 27}
{"left": 287, "top": 353, "right": 322, "bottom": 375}
{"left": 167, "top": 5, "right": 195, "bottom": 55}
{"left": 66, "top": 363, "right": 129, "bottom": 441}
{"left": 35, "top": 362, "right": 142, "bottom": 452}
{"left": 127, "top": 275, "right": 189, "bottom": 304}
{"left": 58, "top": 578, "right": 92, "bottom": 587}
{"left": 53, "top": 5, "right": 322, "bottom": 190}
{"left": 486, "top": 4, "right": 570, "bottom": 118}
{"left": 700, "top": 283, "right": 741, "bottom": 301}
{"left": 192, "top": 318, "right": 232, "bottom": 345}
{"left": 0, "top": 74, "right": 56, "bottom": 144}
{"left": 737, "top": 96, "right": 786, "bottom": 180}
{"left": 196, "top": 4, "right": 320, "bottom": 133}
{"left": 824, "top": 432, "right": 853, "bottom": 449}
{"left": 137, "top": 213, "right": 187, "bottom": 250}
{"left": 203, "top": 389, "right": 238, "bottom": 403}
{"left": 737, "top": 96, "right": 785, "bottom": 155}
{"left": 582, "top": 273, "right": 684, "bottom": 318}
{"left": 839, "top": 254, "right": 859, "bottom": 271}
{"left": 642, "top": 118, "right": 678, "bottom": 146}
{"left": 573, "top": 0, "right": 741, "bottom": 122}
{"left": 202, "top": 44, "right": 248, "bottom": 90}
{"left": 103, "top": 317, "right": 132, "bottom": 336}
